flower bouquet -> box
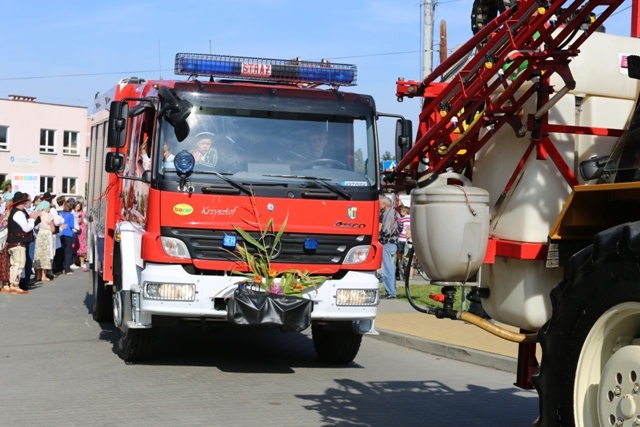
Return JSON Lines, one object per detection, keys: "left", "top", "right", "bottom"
{"left": 226, "top": 207, "right": 329, "bottom": 332}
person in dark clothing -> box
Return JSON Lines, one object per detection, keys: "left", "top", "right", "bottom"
{"left": 19, "top": 194, "right": 35, "bottom": 290}
{"left": 4, "top": 192, "right": 40, "bottom": 295}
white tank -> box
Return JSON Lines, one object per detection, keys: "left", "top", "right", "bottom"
{"left": 550, "top": 31, "right": 640, "bottom": 100}
{"left": 470, "top": 31, "right": 640, "bottom": 331}
{"left": 473, "top": 94, "right": 575, "bottom": 243}
{"left": 411, "top": 175, "right": 490, "bottom": 282}
{"left": 481, "top": 258, "right": 563, "bottom": 331}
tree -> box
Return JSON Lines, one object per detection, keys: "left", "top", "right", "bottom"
{"left": 380, "top": 151, "right": 394, "bottom": 161}
{"left": 354, "top": 148, "right": 364, "bottom": 173}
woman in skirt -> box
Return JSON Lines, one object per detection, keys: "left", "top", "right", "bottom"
{"left": 0, "top": 208, "right": 10, "bottom": 292}
{"left": 33, "top": 201, "right": 55, "bottom": 282}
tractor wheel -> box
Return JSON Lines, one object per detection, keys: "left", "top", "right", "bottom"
{"left": 533, "top": 222, "right": 640, "bottom": 426}
{"left": 471, "top": 0, "right": 513, "bottom": 34}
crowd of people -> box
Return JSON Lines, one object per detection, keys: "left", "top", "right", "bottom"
{"left": 0, "top": 187, "right": 87, "bottom": 295}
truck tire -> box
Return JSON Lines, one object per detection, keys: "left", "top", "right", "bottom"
{"left": 471, "top": 0, "right": 513, "bottom": 34}
{"left": 117, "top": 327, "right": 154, "bottom": 363}
{"left": 312, "top": 321, "right": 363, "bottom": 364}
{"left": 112, "top": 256, "right": 154, "bottom": 362}
{"left": 91, "top": 263, "right": 113, "bottom": 323}
{"left": 534, "top": 222, "right": 640, "bottom": 426}
{"left": 114, "top": 289, "right": 154, "bottom": 362}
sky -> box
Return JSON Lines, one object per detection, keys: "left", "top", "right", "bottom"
{"left": 0, "top": 0, "right": 635, "bottom": 155}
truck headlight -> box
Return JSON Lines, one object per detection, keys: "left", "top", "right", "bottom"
{"left": 144, "top": 282, "right": 196, "bottom": 301}
{"left": 336, "top": 289, "right": 378, "bottom": 306}
{"left": 161, "top": 237, "right": 190, "bottom": 258}
{"left": 343, "top": 245, "right": 371, "bottom": 264}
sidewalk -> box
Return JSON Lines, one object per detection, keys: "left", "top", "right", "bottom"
{"left": 370, "top": 283, "right": 542, "bottom": 373}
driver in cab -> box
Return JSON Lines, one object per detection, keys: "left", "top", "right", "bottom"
{"left": 295, "top": 129, "right": 347, "bottom": 170}
{"left": 309, "top": 132, "right": 328, "bottom": 159}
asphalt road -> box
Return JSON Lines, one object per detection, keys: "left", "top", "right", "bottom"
{"left": 0, "top": 271, "right": 539, "bottom": 426}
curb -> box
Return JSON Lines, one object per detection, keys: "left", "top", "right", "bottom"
{"left": 369, "top": 329, "right": 518, "bottom": 374}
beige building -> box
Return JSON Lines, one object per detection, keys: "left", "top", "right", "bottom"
{"left": 0, "top": 95, "right": 89, "bottom": 200}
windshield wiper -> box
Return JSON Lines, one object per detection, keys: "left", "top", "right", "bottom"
{"left": 263, "top": 174, "right": 352, "bottom": 200}
{"left": 196, "top": 170, "right": 252, "bottom": 195}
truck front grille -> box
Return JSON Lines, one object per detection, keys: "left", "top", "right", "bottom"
{"left": 161, "top": 227, "right": 370, "bottom": 265}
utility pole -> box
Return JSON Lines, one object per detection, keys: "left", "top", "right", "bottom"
{"left": 633, "top": 0, "right": 640, "bottom": 37}
{"left": 422, "top": 1, "right": 435, "bottom": 79}
{"left": 440, "top": 20, "right": 447, "bottom": 64}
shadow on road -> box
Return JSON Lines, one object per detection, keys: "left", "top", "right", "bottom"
{"left": 84, "top": 291, "right": 362, "bottom": 372}
{"left": 297, "top": 378, "right": 538, "bottom": 426}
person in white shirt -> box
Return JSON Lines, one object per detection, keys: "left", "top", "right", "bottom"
{"left": 42, "top": 192, "right": 65, "bottom": 228}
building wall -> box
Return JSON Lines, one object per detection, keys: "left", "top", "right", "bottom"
{"left": 0, "top": 96, "right": 88, "bottom": 199}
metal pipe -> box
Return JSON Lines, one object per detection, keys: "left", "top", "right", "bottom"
{"left": 534, "top": 84, "right": 571, "bottom": 120}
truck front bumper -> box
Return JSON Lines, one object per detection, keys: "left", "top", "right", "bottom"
{"left": 135, "top": 264, "right": 379, "bottom": 329}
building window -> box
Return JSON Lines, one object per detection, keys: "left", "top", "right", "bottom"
{"left": 62, "top": 177, "right": 77, "bottom": 195}
{"left": 0, "top": 125, "right": 8, "bottom": 150}
{"left": 40, "top": 176, "right": 54, "bottom": 194}
{"left": 40, "top": 129, "right": 56, "bottom": 153}
{"left": 63, "top": 131, "right": 79, "bottom": 155}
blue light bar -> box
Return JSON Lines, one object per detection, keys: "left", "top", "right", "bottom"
{"left": 175, "top": 53, "right": 357, "bottom": 86}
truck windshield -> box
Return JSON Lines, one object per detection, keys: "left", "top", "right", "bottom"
{"left": 156, "top": 89, "right": 378, "bottom": 189}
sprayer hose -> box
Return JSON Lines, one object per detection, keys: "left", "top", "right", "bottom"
{"left": 459, "top": 311, "right": 538, "bottom": 344}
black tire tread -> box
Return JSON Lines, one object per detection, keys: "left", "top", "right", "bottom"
{"left": 312, "top": 322, "right": 363, "bottom": 364}
{"left": 471, "top": 0, "right": 513, "bottom": 34}
{"left": 533, "top": 221, "right": 640, "bottom": 426}
{"left": 118, "top": 328, "right": 154, "bottom": 362}
{"left": 92, "top": 267, "right": 113, "bottom": 323}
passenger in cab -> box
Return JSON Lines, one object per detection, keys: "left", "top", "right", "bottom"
{"left": 191, "top": 132, "right": 218, "bottom": 167}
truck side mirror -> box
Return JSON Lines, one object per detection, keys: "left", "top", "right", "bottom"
{"left": 395, "top": 119, "right": 413, "bottom": 162}
{"left": 107, "top": 101, "right": 129, "bottom": 148}
{"left": 628, "top": 55, "right": 640, "bottom": 80}
{"left": 105, "top": 152, "right": 126, "bottom": 173}
{"left": 158, "top": 86, "right": 192, "bottom": 142}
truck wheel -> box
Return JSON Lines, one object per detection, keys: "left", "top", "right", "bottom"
{"left": 91, "top": 263, "right": 113, "bottom": 323}
{"left": 534, "top": 222, "right": 640, "bottom": 426}
{"left": 471, "top": 0, "right": 513, "bottom": 34}
{"left": 112, "top": 255, "right": 154, "bottom": 362}
{"left": 312, "top": 321, "right": 363, "bottom": 364}
{"left": 117, "top": 328, "right": 154, "bottom": 363}
{"left": 113, "top": 289, "right": 154, "bottom": 362}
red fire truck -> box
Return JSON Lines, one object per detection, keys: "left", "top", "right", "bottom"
{"left": 88, "top": 53, "right": 406, "bottom": 363}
